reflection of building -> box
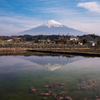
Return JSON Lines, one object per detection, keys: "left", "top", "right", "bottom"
{"left": 43, "top": 63, "right": 62, "bottom": 71}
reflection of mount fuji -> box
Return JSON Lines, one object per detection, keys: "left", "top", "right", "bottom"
{"left": 17, "top": 54, "right": 85, "bottom": 71}
{"left": 43, "top": 63, "right": 62, "bottom": 71}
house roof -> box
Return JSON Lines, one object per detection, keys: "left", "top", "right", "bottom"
{"left": 70, "top": 36, "right": 78, "bottom": 38}
{"left": 89, "top": 41, "right": 94, "bottom": 43}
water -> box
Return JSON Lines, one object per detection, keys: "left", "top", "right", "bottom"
{"left": 0, "top": 52, "right": 100, "bottom": 100}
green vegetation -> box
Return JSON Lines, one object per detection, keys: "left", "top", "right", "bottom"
{"left": 97, "top": 41, "right": 100, "bottom": 45}
{"left": 83, "top": 39, "right": 87, "bottom": 44}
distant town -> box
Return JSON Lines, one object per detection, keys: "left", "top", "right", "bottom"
{"left": 0, "top": 34, "right": 100, "bottom": 47}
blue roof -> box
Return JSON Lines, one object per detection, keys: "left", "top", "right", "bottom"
{"left": 89, "top": 41, "right": 94, "bottom": 43}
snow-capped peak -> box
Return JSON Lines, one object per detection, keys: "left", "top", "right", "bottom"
{"left": 41, "top": 20, "right": 63, "bottom": 28}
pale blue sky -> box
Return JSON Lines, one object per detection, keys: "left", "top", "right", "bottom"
{"left": 0, "top": 0, "right": 100, "bottom": 35}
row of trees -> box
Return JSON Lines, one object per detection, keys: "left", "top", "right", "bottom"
{"left": 0, "top": 34, "right": 100, "bottom": 45}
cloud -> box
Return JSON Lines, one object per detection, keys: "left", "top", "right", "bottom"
{"left": 0, "top": 15, "right": 44, "bottom": 35}
{"left": 77, "top": 2, "right": 100, "bottom": 13}
{"left": 1, "top": 1, "right": 100, "bottom": 35}
{"left": 60, "top": 16, "right": 100, "bottom": 35}
{"left": 0, "top": 16, "right": 43, "bottom": 27}
{"left": 0, "top": 24, "right": 25, "bottom": 35}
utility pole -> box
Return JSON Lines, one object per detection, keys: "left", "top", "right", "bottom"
{"left": 67, "top": 33, "right": 69, "bottom": 45}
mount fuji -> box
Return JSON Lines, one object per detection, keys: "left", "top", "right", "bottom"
{"left": 17, "top": 20, "right": 87, "bottom": 36}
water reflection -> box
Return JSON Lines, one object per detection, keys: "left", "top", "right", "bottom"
{"left": 17, "top": 55, "right": 85, "bottom": 71}
{"left": 43, "top": 63, "right": 62, "bottom": 71}
{"left": 0, "top": 56, "right": 41, "bottom": 73}
{"left": 0, "top": 53, "right": 100, "bottom": 100}
{"left": 0, "top": 53, "right": 100, "bottom": 73}
{"left": 63, "top": 57, "right": 100, "bottom": 69}
{"left": 0, "top": 53, "right": 93, "bottom": 73}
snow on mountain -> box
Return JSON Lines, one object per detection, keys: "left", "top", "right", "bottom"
{"left": 41, "top": 20, "right": 63, "bottom": 28}
{"left": 17, "top": 20, "right": 87, "bottom": 36}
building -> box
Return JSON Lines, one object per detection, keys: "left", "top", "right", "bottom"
{"left": 88, "top": 41, "right": 95, "bottom": 46}
{"left": 69, "top": 36, "right": 79, "bottom": 41}
{"left": 38, "top": 39, "right": 46, "bottom": 44}
{"left": 38, "top": 39, "right": 51, "bottom": 44}
{"left": 7, "top": 39, "right": 13, "bottom": 42}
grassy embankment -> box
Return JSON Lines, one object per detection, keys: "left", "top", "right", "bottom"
{"left": 0, "top": 42, "right": 100, "bottom": 56}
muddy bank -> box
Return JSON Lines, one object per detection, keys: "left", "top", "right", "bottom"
{"left": 28, "top": 48, "right": 100, "bottom": 57}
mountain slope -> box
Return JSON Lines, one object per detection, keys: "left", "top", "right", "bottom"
{"left": 17, "top": 20, "right": 87, "bottom": 36}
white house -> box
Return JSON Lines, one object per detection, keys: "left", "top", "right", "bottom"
{"left": 67, "top": 36, "right": 79, "bottom": 43}
{"left": 69, "top": 36, "right": 78, "bottom": 41}
{"left": 7, "top": 39, "right": 13, "bottom": 42}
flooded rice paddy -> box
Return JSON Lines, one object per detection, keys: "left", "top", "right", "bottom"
{"left": 0, "top": 52, "right": 100, "bottom": 100}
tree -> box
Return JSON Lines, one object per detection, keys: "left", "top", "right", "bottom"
{"left": 83, "top": 39, "right": 87, "bottom": 44}
{"left": 63, "top": 40, "right": 67, "bottom": 44}
{"left": 97, "top": 41, "right": 100, "bottom": 45}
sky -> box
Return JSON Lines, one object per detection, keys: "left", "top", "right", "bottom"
{"left": 0, "top": 0, "right": 100, "bottom": 35}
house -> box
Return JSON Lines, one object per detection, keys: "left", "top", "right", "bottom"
{"left": 78, "top": 42, "right": 83, "bottom": 45}
{"left": 7, "top": 38, "right": 21, "bottom": 42}
{"left": 46, "top": 39, "right": 50, "bottom": 42}
{"left": 38, "top": 39, "right": 46, "bottom": 44}
{"left": 38, "top": 39, "right": 51, "bottom": 44}
{"left": 51, "top": 40, "right": 56, "bottom": 44}
{"left": 66, "top": 36, "right": 79, "bottom": 44}
{"left": 69, "top": 36, "right": 78, "bottom": 42}
{"left": 51, "top": 39, "right": 64, "bottom": 44}
{"left": 7, "top": 39, "right": 13, "bottom": 42}
{"left": 88, "top": 41, "right": 95, "bottom": 46}
{"left": 26, "top": 41, "right": 34, "bottom": 43}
